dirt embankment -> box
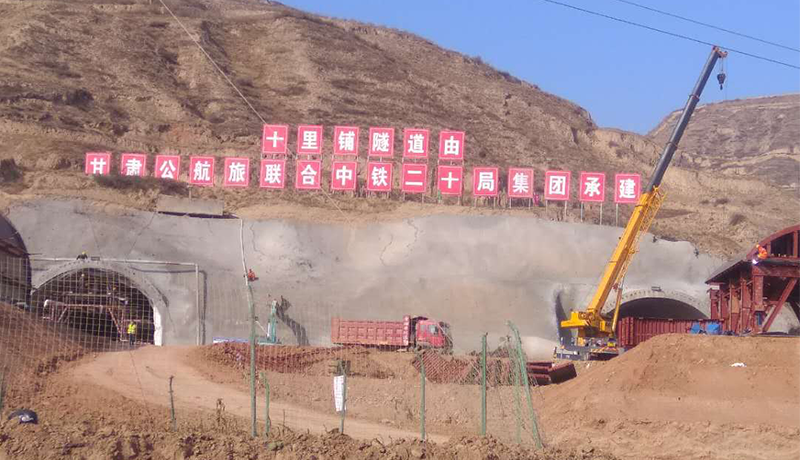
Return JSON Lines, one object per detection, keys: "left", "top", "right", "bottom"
{"left": 194, "top": 334, "right": 800, "bottom": 460}
{"left": 2, "top": 299, "right": 798, "bottom": 460}
{"left": 0, "top": 303, "right": 613, "bottom": 459}
{"left": 539, "top": 334, "right": 800, "bottom": 460}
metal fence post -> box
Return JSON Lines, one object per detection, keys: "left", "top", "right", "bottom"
{"left": 420, "top": 350, "right": 426, "bottom": 442}
{"left": 481, "top": 333, "right": 487, "bottom": 436}
{"left": 0, "top": 365, "right": 6, "bottom": 418}
{"left": 508, "top": 321, "right": 543, "bottom": 449}
{"left": 338, "top": 361, "right": 347, "bottom": 435}
{"left": 261, "top": 372, "right": 270, "bottom": 437}
{"left": 246, "top": 282, "right": 257, "bottom": 438}
{"left": 168, "top": 376, "right": 177, "bottom": 432}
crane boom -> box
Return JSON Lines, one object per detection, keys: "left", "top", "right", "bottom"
{"left": 560, "top": 46, "right": 727, "bottom": 343}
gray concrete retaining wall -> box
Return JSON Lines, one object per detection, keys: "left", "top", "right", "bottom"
{"left": 8, "top": 198, "right": 725, "bottom": 356}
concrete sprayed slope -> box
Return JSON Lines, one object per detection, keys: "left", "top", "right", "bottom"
{"left": 9, "top": 199, "right": 724, "bottom": 354}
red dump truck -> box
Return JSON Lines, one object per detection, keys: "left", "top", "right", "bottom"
{"left": 331, "top": 315, "right": 452, "bottom": 351}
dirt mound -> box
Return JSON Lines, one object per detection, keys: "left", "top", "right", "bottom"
{"left": 0, "top": 0, "right": 795, "bottom": 256}
{"left": 202, "top": 343, "right": 395, "bottom": 379}
{"left": 0, "top": 303, "right": 86, "bottom": 390}
{"left": 538, "top": 334, "right": 800, "bottom": 460}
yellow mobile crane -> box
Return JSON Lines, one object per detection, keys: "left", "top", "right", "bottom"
{"left": 557, "top": 46, "right": 727, "bottom": 361}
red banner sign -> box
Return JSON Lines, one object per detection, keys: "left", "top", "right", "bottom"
{"left": 579, "top": 172, "right": 605, "bottom": 203}
{"left": 189, "top": 156, "right": 215, "bottom": 186}
{"left": 296, "top": 125, "right": 323, "bottom": 155}
{"left": 615, "top": 173, "right": 641, "bottom": 204}
{"left": 333, "top": 126, "right": 359, "bottom": 156}
{"left": 85, "top": 152, "right": 111, "bottom": 176}
{"left": 262, "top": 124, "right": 288, "bottom": 156}
{"left": 439, "top": 130, "right": 465, "bottom": 161}
{"left": 223, "top": 157, "right": 250, "bottom": 188}
{"left": 437, "top": 165, "right": 463, "bottom": 196}
{"left": 368, "top": 127, "right": 394, "bottom": 157}
{"left": 367, "top": 162, "right": 393, "bottom": 192}
{"left": 120, "top": 153, "right": 147, "bottom": 177}
{"left": 401, "top": 163, "right": 428, "bottom": 194}
{"left": 295, "top": 160, "right": 322, "bottom": 190}
{"left": 331, "top": 161, "right": 358, "bottom": 191}
{"left": 544, "top": 170, "right": 570, "bottom": 201}
{"left": 403, "top": 128, "right": 429, "bottom": 159}
{"left": 260, "top": 159, "right": 286, "bottom": 189}
{"left": 472, "top": 167, "right": 499, "bottom": 196}
{"left": 154, "top": 155, "right": 180, "bottom": 180}
{"left": 507, "top": 168, "right": 534, "bottom": 198}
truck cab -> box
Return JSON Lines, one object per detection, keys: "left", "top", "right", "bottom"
{"left": 413, "top": 317, "right": 452, "bottom": 351}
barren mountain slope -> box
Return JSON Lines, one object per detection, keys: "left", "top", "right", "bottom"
{"left": 649, "top": 94, "right": 800, "bottom": 188}
{"left": 0, "top": 0, "right": 795, "bottom": 256}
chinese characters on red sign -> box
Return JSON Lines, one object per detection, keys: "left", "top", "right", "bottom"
{"left": 403, "top": 129, "right": 429, "bottom": 159}
{"left": 472, "top": 167, "right": 498, "bottom": 197}
{"left": 437, "top": 166, "right": 463, "bottom": 196}
{"left": 120, "top": 153, "right": 147, "bottom": 177}
{"left": 544, "top": 170, "right": 571, "bottom": 201}
{"left": 615, "top": 173, "right": 641, "bottom": 204}
{"left": 85, "top": 152, "right": 111, "bottom": 175}
{"left": 438, "top": 131, "right": 464, "bottom": 161}
{"left": 223, "top": 157, "right": 250, "bottom": 188}
{"left": 262, "top": 124, "right": 288, "bottom": 156}
{"left": 579, "top": 172, "right": 605, "bottom": 203}
{"left": 333, "top": 126, "right": 359, "bottom": 156}
{"left": 295, "top": 160, "right": 322, "bottom": 190}
{"left": 367, "top": 162, "right": 393, "bottom": 192}
{"left": 189, "top": 156, "right": 215, "bottom": 186}
{"left": 507, "top": 168, "right": 534, "bottom": 199}
{"left": 331, "top": 161, "right": 358, "bottom": 191}
{"left": 401, "top": 163, "right": 428, "bottom": 194}
{"left": 260, "top": 159, "right": 286, "bottom": 189}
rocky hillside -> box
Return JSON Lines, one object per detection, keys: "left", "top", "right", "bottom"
{"left": 649, "top": 94, "right": 800, "bottom": 189}
{"left": 0, "top": 0, "right": 796, "bottom": 256}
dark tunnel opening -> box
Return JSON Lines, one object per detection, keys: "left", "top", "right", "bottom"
{"left": 32, "top": 268, "right": 155, "bottom": 345}
{"left": 618, "top": 297, "right": 706, "bottom": 320}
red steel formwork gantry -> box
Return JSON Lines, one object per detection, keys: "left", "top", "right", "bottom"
{"left": 706, "top": 225, "right": 800, "bottom": 334}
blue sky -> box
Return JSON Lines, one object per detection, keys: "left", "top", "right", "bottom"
{"left": 280, "top": 0, "right": 800, "bottom": 134}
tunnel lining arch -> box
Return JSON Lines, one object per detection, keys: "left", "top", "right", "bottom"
{"left": 32, "top": 260, "right": 167, "bottom": 345}
{"left": 600, "top": 288, "right": 707, "bottom": 319}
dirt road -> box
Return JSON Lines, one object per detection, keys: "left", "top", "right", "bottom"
{"left": 69, "top": 345, "right": 448, "bottom": 443}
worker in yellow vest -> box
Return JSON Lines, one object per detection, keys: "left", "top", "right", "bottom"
{"left": 127, "top": 321, "right": 137, "bottom": 347}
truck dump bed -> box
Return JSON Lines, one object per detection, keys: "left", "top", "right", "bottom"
{"left": 331, "top": 316, "right": 411, "bottom": 347}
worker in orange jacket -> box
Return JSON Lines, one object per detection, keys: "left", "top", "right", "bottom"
{"left": 751, "top": 245, "right": 768, "bottom": 265}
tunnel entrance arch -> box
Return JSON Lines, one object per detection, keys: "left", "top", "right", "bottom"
{"left": 32, "top": 260, "right": 166, "bottom": 346}
{"left": 0, "top": 214, "right": 31, "bottom": 307}
{"left": 601, "top": 288, "right": 707, "bottom": 320}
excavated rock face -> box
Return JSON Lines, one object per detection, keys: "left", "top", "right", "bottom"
{"left": 649, "top": 94, "right": 800, "bottom": 189}
{"left": 0, "top": 0, "right": 796, "bottom": 256}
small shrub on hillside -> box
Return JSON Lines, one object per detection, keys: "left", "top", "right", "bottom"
{"left": 0, "top": 159, "right": 22, "bottom": 183}
{"left": 714, "top": 197, "right": 730, "bottom": 206}
{"left": 729, "top": 213, "right": 747, "bottom": 226}
{"left": 93, "top": 175, "right": 188, "bottom": 196}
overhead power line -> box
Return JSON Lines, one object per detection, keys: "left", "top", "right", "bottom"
{"left": 609, "top": 0, "right": 800, "bottom": 53}
{"left": 539, "top": 0, "right": 800, "bottom": 70}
